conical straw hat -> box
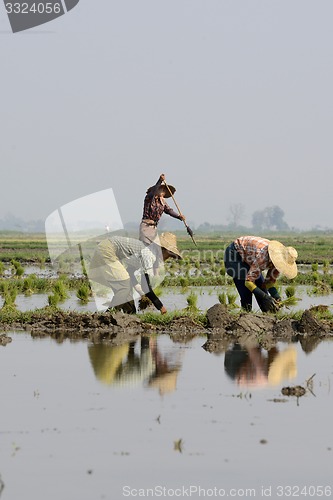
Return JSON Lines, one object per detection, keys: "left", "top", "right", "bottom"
{"left": 268, "top": 240, "right": 298, "bottom": 279}
{"left": 147, "top": 184, "right": 176, "bottom": 198}
{"left": 155, "top": 232, "right": 182, "bottom": 259}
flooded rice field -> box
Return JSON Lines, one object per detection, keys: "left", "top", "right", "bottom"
{"left": 1, "top": 284, "right": 333, "bottom": 315}
{"left": 1, "top": 258, "right": 333, "bottom": 499}
{"left": 1, "top": 330, "right": 333, "bottom": 500}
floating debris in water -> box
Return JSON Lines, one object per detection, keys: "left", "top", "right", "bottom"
{"left": 281, "top": 386, "right": 306, "bottom": 397}
{"left": 174, "top": 439, "right": 183, "bottom": 453}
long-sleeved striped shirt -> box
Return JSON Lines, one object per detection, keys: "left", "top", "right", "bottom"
{"left": 142, "top": 178, "right": 180, "bottom": 224}
{"left": 111, "top": 236, "right": 157, "bottom": 272}
{"left": 234, "top": 236, "right": 280, "bottom": 283}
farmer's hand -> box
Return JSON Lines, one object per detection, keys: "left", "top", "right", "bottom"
{"left": 253, "top": 286, "right": 280, "bottom": 313}
{"left": 179, "top": 213, "right": 186, "bottom": 221}
{"left": 260, "top": 295, "right": 280, "bottom": 313}
{"left": 160, "top": 306, "right": 167, "bottom": 314}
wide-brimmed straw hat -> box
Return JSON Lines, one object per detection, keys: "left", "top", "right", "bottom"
{"left": 268, "top": 240, "right": 298, "bottom": 279}
{"left": 154, "top": 232, "right": 182, "bottom": 259}
{"left": 147, "top": 184, "right": 176, "bottom": 198}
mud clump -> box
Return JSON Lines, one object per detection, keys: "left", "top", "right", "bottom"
{"left": 272, "top": 319, "right": 297, "bottom": 338}
{"left": 162, "top": 316, "right": 206, "bottom": 343}
{"left": 27, "top": 310, "right": 146, "bottom": 345}
{"left": 0, "top": 333, "right": 12, "bottom": 346}
{"left": 206, "top": 304, "right": 231, "bottom": 330}
{"left": 204, "top": 304, "right": 333, "bottom": 352}
{"left": 1, "top": 303, "right": 332, "bottom": 347}
{"left": 297, "top": 309, "right": 329, "bottom": 335}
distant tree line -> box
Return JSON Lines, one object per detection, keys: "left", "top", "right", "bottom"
{"left": 1, "top": 206, "right": 329, "bottom": 234}
{"left": 0, "top": 213, "right": 44, "bottom": 232}
{"left": 196, "top": 204, "right": 290, "bottom": 233}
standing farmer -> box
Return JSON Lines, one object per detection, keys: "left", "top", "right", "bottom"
{"left": 224, "top": 236, "right": 298, "bottom": 312}
{"left": 139, "top": 174, "right": 186, "bottom": 245}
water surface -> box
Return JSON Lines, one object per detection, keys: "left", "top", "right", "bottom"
{"left": 1, "top": 332, "right": 332, "bottom": 500}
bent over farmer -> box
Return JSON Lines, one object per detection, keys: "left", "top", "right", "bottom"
{"left": 88, "top": 233, "right": 182, "bottom": 315}
{"left": 224, "top": 236, "right": 298, "bottom": 313}
{"left": 139, "top": 173, "right": 185, "bottom": 245}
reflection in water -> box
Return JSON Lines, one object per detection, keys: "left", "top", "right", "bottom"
{"left": 299, "top": 335, "right": 322, "bottom": 354}
{"left": 224, "top": 343, "right": 297, "bottom": 388}
{"left": 87, "top": 333, "right": 320, "bottom": 394}
{"left": 0, "top": 475, "right": 4, "bottom": 499}
{"left": 88, "top": 337, "right": 183, "bottom": 395}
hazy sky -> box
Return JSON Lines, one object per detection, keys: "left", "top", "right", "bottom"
{"left": 1, "top": 0, "right": 333, "bottom": 230}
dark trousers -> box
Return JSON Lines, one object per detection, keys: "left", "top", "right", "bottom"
{"left": 224, "top": 242, "right": 265, "bottom": 311}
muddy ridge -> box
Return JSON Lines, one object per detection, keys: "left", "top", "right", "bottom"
{"left": 1, "top": 304, "right": 333, "bottom": 347}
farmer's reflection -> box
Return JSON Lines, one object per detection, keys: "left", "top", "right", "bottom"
{"left": 224, "top": 343, "right": 297, "bottom": 388}
{"left": 88, "top": 337, "right": 183, "bottom": 395}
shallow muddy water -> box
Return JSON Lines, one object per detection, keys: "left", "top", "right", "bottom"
{"left": 1, "top": 332, "right": 332, "bottom": 500}
{"left": 3, "top": 285, "right": 333, "bottom": 315}
{"left": 2, "top": 262, "right": 333, "bottom": 314}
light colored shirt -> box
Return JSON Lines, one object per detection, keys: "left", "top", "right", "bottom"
{"left": 111, "top": 236, "right": 156, "bottom": 272}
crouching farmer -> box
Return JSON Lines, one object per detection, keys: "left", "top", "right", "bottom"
{"left": 224, "top": 236, "right": 298, "bottom": 313}
{"left": 88, "top": 233, "right": 182, "bottom": 314}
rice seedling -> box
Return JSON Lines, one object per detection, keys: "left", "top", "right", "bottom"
{"left": 312, "top": 271, "right": 320, "bottom": 282}
{"left": 285, "top": 285, "right": 296, "bottom": 298}
{"left": 311, "top": 281, "right": 331, "bottom": 295}
{"left": 37, "top": 255, "right": 46, "bottom": 268}
{"left": 140, "top": 309, "right": 207, "bottom": 327}
{"left": 275, "top": 285, "right": 300, "bottom": 308}
{"left": 308, "top": 305, "right": 333, "bottom": 320}
{"left": 323, "top": 259, "right": 330, "bottom": 274}
{"left": 48, "top": 293, "right": 60, "bottom": 307}
{"left": 179, "top": 277, "right": 189, "bottom": 292}
{"left": 218, "top": 291, "right": 227, "bottom": 305}
{"left": 22, "top": 275, "right": 37, "bottom": 296}
{"left": 186, "top": 291, "right": 199, "bottom": 312}
{"left": 76, "top": 284, "right": 91, "bottom": 304}
{"left": 1, "top": 283, "right": 17, "bottom": 309}
{"left": 227, "top": 292, "right": 238, "bottom": 308}
{"left": 52, "top": 279, "right": 69, "bottom": 302}
{"left": 279, "top": 296, "right": 299, "bottom": 308}
{"left": 11, "top": 259, "right": 24, "bottom": 277}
